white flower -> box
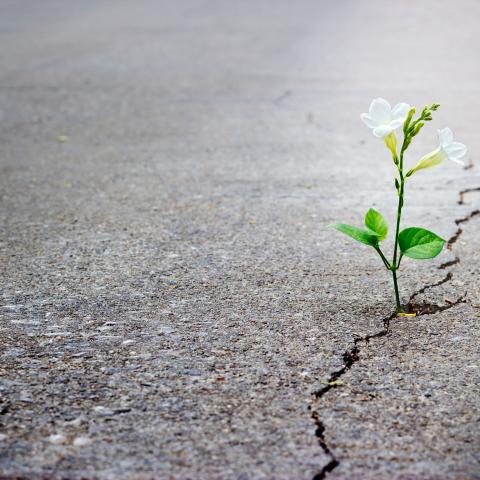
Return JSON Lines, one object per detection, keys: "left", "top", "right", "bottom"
{"left": 409, "top": 127, "right": 467, "bottom": 175}
{"left": 436, "top": 127, "right": 467, "bottom": 165}
{"left": 361, "top": 98, "right": 411, "bottom": 138}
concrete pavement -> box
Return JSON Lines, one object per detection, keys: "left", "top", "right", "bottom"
{"left": 0, "top": 1, "right": 479, "bottom": 478}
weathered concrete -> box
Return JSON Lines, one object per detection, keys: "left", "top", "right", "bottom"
{"left": 0, "top": 1, "right": 479, "bottom": 479}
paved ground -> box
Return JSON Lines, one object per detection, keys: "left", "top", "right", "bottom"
{"left": 0, "top": 1, "right": 479, "bottom": 479}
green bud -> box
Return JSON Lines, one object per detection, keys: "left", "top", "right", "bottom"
{"left": 411, "top": 121, "right": 425, "bottom": 136}
{"left": 403, "top": 107, "right": 416, "bottom": 134}
{"left": 430, "top": 103, "right": 440, "bottom": 111}
{"left": 395, "top": 178, "right": 400, "bottom": 191}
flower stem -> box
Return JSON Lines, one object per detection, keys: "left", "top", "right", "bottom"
{"left": 391, "top": 145, "right": 407, "bottom": 313}
{"left": 391, "top": 267, "right": 402, "bottom": 313}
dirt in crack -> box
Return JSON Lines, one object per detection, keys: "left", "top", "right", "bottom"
{"left": 406, "top": 293, "right": 467, "bottom": 315}
{"left": 309, "top": 188, "right": 479, "bottom": 479}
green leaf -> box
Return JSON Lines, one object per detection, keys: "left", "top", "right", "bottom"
{"left": 329, "top": 223, "right": 378, "bottom": 247}
{"left": 399, "top": 227, "right": 446, "bottom": 259}
{"left": 364, "top": 208, "right": 388, "bottom": 240}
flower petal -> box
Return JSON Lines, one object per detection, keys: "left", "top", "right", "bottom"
{"left": 391, "top": 102, "right": 411, "bottom": 120}
{"left": 438, "top": 127, "right": 453, "bottom": 146}
{"left": 449, "top": 156, "right": 465, "bottom": 166}
{"left": 369, "top": 98, "right": 391, "bottom": 124}
{"left": 360, "top": 113, "right": 378, "bottom": 129}
{"left": 373, "top": 125, "right": 393, "bottom": 138}
{"left": 390, "top": 118, "right": 405, "bottom": 130}
{"left": 444, "top": 141, "right": 467, "bottom": 159}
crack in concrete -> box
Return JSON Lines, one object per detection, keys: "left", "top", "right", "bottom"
{"left": 446, "top": 209, "right": 480, "bottom": 249}
{"left": 407, "top": 271, "right": 453, "bottom": 303}
{"left": 311, "top": 411, "right": 340, "bottom": 480}
{"left": 309, "top": 310, "right": 394, "bottom": 480}
{"left": 438, "top": 256, "right": 460, "bottom": 269}
{"left": 309, "top": 187, "right": 480, "bottom": 479}
{"left": 406, "top": 293, "right": 467, "bottom": 316}
{"left": 458, "top": 187, "right": 480, "bottom": 205}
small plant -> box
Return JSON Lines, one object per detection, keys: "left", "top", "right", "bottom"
{"left": 331, "top": 98, "right": 467, "bottom": 314}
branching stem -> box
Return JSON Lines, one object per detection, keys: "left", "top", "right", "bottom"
{"left": 375, "top": 246, "right": 391, "bottom": 270}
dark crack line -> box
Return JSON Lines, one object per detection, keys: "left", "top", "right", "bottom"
{"left": 438, "top": 256, "right": 460, "bottom": 269}
{"left": 312, "top": 459, "right": 339, "bottom": 480}
{"left": 446, "top": 209, "right": 480, "bottom": 249}
{"left": 311, "top": 411, "right": 340, "bottom": 480}
{"left": 406, "top": 292, "right": 467, "bottom": 316}
{"left": 458, "top": 187, "right": 480, "bottom": 205}
{"left": 310, "top": 187, "right": 480, "bottom": 479}
{"left": 408, "top": 272, "right": 452, "bottom": 303}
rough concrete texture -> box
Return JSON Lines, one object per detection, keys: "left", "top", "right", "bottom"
{"left": 0, "top": 1, "right": 479, "bottom": 479}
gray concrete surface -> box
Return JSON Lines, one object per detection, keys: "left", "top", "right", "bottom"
{"left": 0, "top": 1, "right": 479, "bottom": 479}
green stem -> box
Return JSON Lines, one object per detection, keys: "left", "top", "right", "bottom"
{"left": 392, "top": 174, "right": 404, "bottom": 268}
{"left": 397, "top": 252, "right": 403, "bottom": 270}
{"left": 375, "top": 245, "right": 391, "bottom": 270}
{"left": 392, "top": 268, "right": 402, "bottom": 312}
{"left": 391, "top": 143, "right": 408, "bottom": 313}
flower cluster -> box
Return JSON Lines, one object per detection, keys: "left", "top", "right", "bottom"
{"left": 330, "top": 98, "right": 468, "bottom": 314}
{"left": 361, "top": 97, "right": 467, "bottom": 172}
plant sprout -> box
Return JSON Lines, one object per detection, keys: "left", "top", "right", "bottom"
{"left": 331, "top": 98, "right": 467, "bottom": 314}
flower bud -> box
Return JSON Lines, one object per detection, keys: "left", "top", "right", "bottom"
{"left": 403, "top": 108, "right": 416, "bottom": 134}
{"left": 409, "top": 147, "right": 446, "bottom": 175}
{"left": 384, "top": 131, "right": 398, "bottom": 159}
{"left": 411, "top": 121, "right": 424, "bottom": 137}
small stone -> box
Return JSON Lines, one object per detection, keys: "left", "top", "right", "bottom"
{"left": 48, "top": 434, "right": 67, "bottom": 445}
{"left": 73, "top": 436, "right": 91, "bottom": 447}
{"left": 93, "top": 406, "right": 114, "bottom": 416}
{"left": 64, "top": 416, "right": 84, "bottom": 427}
{"left": 19, "top": 392, "right": 33, "bottom": 403}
